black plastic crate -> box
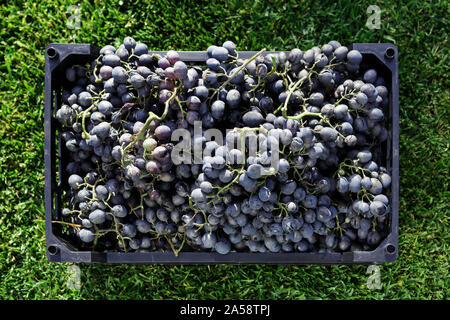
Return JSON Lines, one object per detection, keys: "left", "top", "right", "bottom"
{"left": 44, "top": 43, "right": 399, "bottom": 264}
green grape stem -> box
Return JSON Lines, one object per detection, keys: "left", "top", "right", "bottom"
{"left": 209, "top": 48, "right": 267, "bottom": 101}
{"left": 121, "top": 87, "right": 179, "bottom": 164}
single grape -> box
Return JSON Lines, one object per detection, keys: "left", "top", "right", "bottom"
{"left": 242, "top": 110, "right": 264, "bottom": 127}
{"left": 211, "top": 46, "right": 229, "bottom": 62}
{"left": 215, "top": 239, "right": 231, "bottom": 254}
{"left": 79, "top": 229, "right": 95, "bottom": 243}
{"left": 89, "top": 209, "right": 106, "bottom": 225}
{"left": 112, "top": 66, "right": 128, "bottom": 84}
{"left": 211, "top": 100, "right": 225, "bottom": 120}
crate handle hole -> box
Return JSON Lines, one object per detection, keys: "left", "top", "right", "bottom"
{"left": 386, "top": 244, "right": 396, "bottom": 254}
{"left": 385, "top": 48, "right": 395, "bottom": 59}
{"left": 47, "top": 47, "right": 58, "bottom": 59}
{"left": 48, "top": 245, "right": 59, "bottom": 255}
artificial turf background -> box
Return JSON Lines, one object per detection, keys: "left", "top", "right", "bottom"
{"left": 0, "top": 0, "right": 448, "bottom": 299}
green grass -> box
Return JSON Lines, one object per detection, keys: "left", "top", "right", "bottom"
{"left": 0, "top": 0, "right": 448, "bottom": 300}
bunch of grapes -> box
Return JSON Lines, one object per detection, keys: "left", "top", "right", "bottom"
{"left": 56, "top": 37, "right": 391, "bottom": 255}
